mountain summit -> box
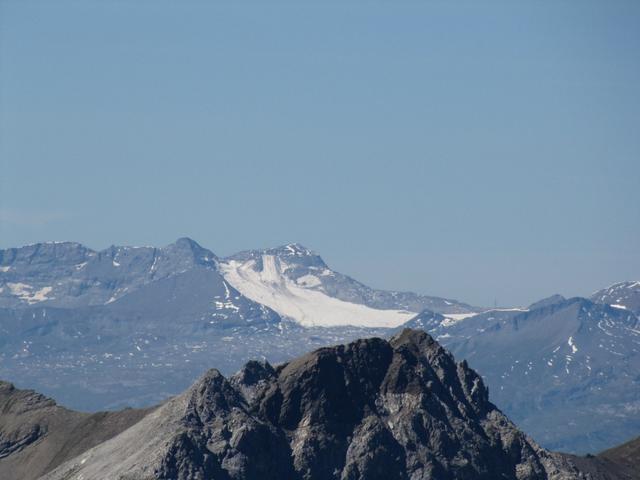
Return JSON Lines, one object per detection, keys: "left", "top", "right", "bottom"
{"left": 220, "top": 242, "right": 475, "bottom": 327}
{"left": 4, "top": 330, "right": 594, "bottom": 480}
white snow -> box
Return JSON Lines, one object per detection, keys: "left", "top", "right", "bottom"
{"left": 0, "top": 266, "right": 11, "bottom": 272}
{"left": 442, "top": 312, "right": 477, "bottom": 326}
{"left": 220, "top": 255, "right": 415, "bottom": 328}
{"left": 222, "top": 280, "right": 231, "bottom": 299}
{"left": 610, "top": 304, "right": 628, "bottom": 310}
{"left": 296, "top": 274, "right": 322, "bottom": 288}
{"left": 568, "top": 336, "right": 578, "bottom": 354}
{"left": 112, "top": 260, "right": 121, "bottom": 267}
{"left": 485, "top": 307, "right": 529, "bottom": 313}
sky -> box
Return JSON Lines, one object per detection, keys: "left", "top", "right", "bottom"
{"left": 1, "top": 0, "right": 639, "bottom": 307}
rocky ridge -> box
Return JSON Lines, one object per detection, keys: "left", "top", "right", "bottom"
{"left": 38, "top": 330, "right": 587, "bottom": 480}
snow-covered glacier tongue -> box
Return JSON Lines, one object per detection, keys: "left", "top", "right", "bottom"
{"left": 220, "top": 252, "right": 416, "bottom": 328}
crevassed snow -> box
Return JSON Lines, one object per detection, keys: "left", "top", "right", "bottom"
{"left": 296, "top": 274, "right": 322, "bottom": 288}
{"left": 220, "top": 255, "right": 415, "bottom": 328}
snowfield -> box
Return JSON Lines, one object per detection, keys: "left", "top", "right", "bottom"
{"left": 220, "top": 255, "right": 416, "bottom": 328}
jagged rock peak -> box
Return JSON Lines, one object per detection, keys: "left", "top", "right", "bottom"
{"left": 41, "top": 329, "right": 586, "bottom": 480}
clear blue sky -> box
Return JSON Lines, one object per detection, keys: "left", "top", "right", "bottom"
{"left": 1, "top": 0, "right": 639, "bottom": 307}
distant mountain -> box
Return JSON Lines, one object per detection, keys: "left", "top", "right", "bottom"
{"left": 220, "top": 243, "right": 475, "bottom": 328}
{"left": 0, "top": 238, "right": 218, "bottom": 308}
{"left": 1, "top": 238, "right": 638, "bottom": 455}
{"left": 0, "top": 238, "right": 478, "bottom": 411}
{"left": 2, "top": 330, "right": 595, "bottom": 480}
{"left": 1, "top": 238, "right": 475, "bottom": 412}
{"left": 220, "top": 244, "right": 474, "bottom": 327}
{"left": 0, "top": 239, "right": 476, "bottom": 322}
{"left": 422, "top": 296, "right": 640, "bottom": 454}
{"left": 591, "top": 281, "right": 640, "bottom": 316}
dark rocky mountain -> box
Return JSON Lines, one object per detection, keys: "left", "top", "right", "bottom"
{"left": 591, "top": 281, "right": 640, "bottom": 316}
{"left": 420, "top": 297, "right": 640, "bottom": 454}
{"left": 568, "top": 436, "right": 640, "bottom": 480}
{"left": 3, "top": 330, "right": 598, "bottom": 480}
{"left": 0, "top": 381, "right": 152, "bottom": 480}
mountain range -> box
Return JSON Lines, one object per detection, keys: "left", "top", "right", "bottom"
{"left": 4, "top": 330, "right": 636, "bottom": 480}
{"left": 0, "top": 238, "right": 639, "bottom": 454}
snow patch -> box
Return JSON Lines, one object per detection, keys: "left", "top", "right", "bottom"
{"left": 220, "top": 256, "right": 415, "bottom": 328}
{"left": 441, "top": 313, "right": 477, "bottom": 326}
{"left": 296, "top": 274, "right": 322, "bottom": 288}
{"left": 0, "top": 266, "right": 11, "bottom": 272}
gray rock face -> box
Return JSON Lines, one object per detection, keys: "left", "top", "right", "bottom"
{"left": 421, "top": 298, "right": 640, "bottom": 454}
{"left": 39, "top": 330, "right": 587, "bottom": 480}
{"left": 590, "top": 281, "right": 640, "bottom": 316}
{"left": 0, "top": 238, "right": 218, "bottom": 308}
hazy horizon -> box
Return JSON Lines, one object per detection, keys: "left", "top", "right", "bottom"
{"left": 1, "top": 1, "right": 639, "bottom": 306}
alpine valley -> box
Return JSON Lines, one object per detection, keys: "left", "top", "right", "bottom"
{"left": 0, "top": 239, "right": 638, "bottom": 456}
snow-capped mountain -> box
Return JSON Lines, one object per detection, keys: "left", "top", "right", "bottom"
{"left": 1, "top": 238, "right": 638, "bottom": 454}
{"left": 0, "top": 239, "right": 476, "bottom": 328}
{"left": 220, "top": 243, "right": 476, "bottom": 327}
{"left": 0, "top": 238, "right": 473, "bottom": 412}
{"left": 426, "top": 295, "right": 640, "bottom": 454}
{"left": 590, "top": 280, "right": 640, "bottom": 316}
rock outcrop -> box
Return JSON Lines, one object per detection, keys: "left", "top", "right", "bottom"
{"left": 37, "top": 330, "right": 589, "bottom": 479}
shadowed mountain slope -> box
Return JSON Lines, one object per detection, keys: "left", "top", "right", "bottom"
{"left": 15, "top": 330, "right": 593, "bottom": 480}
{"left": 0, "top": 381, "right": 153, "bottom": 480}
